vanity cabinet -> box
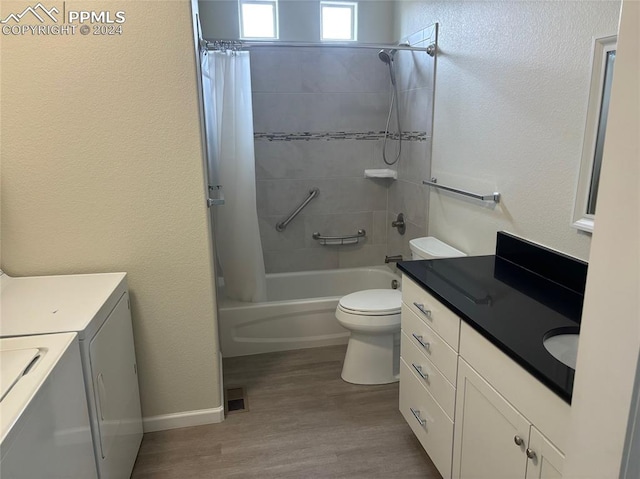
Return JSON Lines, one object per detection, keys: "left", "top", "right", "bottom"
{"left": 399, "top": 276, "right": 570, "bottom": 479}
{"left": 453, "top": 357, "right": 564, "bottom": 479}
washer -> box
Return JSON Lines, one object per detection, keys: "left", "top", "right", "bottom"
{"left": 1, "top": 333, "right": 97, "bottom": 478}
{"left": 0, "top": 271, "right": 143, "bottom": 479}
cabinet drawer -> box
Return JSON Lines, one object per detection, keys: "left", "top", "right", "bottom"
{"left": 401, "top": 331, "right": 456, "bottom": 419}
{"left": 400, "top": 359, "right": 454, "bottom": 479}
{"left": 401, "top": 303, "right": 458, "bottom": 384}
{"left": 402, "top": 276, "right": 460, "bottom": 350}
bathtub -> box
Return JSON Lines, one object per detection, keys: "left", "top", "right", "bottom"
{"left": 217, "top": 266, "right": 400, "bottom": 357}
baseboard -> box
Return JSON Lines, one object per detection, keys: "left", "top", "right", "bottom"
{"left": 143, "top": 406, "right": 225, "bottom": 433}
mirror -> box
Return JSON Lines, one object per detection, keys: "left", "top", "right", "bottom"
{"left": 573, "top": 35, "right": 617, "bottom": 233}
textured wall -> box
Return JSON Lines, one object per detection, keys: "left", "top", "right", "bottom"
{"left": 395, "top": 1, "right": 622, "bottom": 260}
{"left": 0, "top": 0, "right": 220, "bottom": 418}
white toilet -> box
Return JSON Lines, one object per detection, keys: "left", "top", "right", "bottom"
{"left": 335, "top": 237, "right": 466, "bottom": 385}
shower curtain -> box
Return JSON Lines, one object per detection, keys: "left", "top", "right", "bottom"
{"left": 202, "top": 49, "right": 267, "bottom": 302}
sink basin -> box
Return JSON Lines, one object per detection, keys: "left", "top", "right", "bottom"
{"left": 543, "top": 332, "right": 579, "bottom": 369}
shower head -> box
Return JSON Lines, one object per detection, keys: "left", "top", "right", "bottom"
{"left": 379, "top": 49, "right": 398, "bottom": 86}
{"left": 378, "top": 49, "right": 397, "bottom": 64}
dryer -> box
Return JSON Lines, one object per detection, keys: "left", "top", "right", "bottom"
{"left": 0, "top": 333, "right": 97, "bottom": 478}
{"left": 0, "top": 272, "right": 143, "bottom": 479}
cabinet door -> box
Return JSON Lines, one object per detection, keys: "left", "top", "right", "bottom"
{"left": 453, "top": 358, "right": 530, "bottom": 479}
{"left": 525, "top": 426, "right": 564, "bottom": 479}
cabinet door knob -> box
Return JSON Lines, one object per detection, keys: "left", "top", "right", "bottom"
{"left": 514, "top": 435, "right": 524, "bottom": 446}
{"left": 526, "top": 448, "right": 537, "bottom": 460}
{"left": 413, "top": 302, "right": 432, "bottom": 318}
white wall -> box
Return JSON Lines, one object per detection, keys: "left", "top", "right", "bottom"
{"left": 199, "top": 0, "right": 395, "bottom": 43}
{"left": 564, "top": 0, "right": 639, "bottom": 474}
{"left": 394, "top": 1, "right": 621, "bottom": 259}
{"left": 1, "top": 0, "right": 221, "bottom": 421}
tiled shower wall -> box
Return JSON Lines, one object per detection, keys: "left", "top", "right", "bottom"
{"left": 250, "top": 36, "right": 435, "bottom": 273}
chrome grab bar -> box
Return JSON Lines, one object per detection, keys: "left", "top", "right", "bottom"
{"left": 423, "top": 177, "right": 501, "bottom": 203}
{"left": 275, "top": 188, "right": 319, "bottom": 232}
{"left": 312, "top": 229, "right": 366, "bottom": 245}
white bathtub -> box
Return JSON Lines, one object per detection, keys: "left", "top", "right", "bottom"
{"left": 218, "top": 266, "right": 401, "bottom": 357}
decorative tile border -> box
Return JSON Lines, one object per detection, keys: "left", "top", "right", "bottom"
{"left": 254, "top": 131, "right": 427, "bottom": 142}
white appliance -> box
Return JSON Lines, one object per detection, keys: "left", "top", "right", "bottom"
{"left": 0, "top": 333, "right": 98, "bottom": 478}
{"left": 0, "top": 272, "right": 143, "bottom": 479}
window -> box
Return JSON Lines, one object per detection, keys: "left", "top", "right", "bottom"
{"left": 572, "top": 35, "right": 617, "bottom": 233}
{"left": 320, "top": 1, "right": 357, "bottom": 41}
{"left": 239, "top": 0, "right": 278, "bottom": 39}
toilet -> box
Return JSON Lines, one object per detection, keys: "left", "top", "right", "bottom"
{"left": 408, "top": 237, "right": 466, "bottom": 260}
{"left": 335, "top": 237, "right": 466, "bottom": 385}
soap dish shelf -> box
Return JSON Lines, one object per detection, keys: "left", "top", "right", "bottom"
{"left": 365, "top": 169, "right": 397, "bottom": 179}
{"left": 312, "top": 229, "right": 366, "bottom": 246}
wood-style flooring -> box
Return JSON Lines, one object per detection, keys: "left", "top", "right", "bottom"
{"left": 131, "top": 345, "right": 442, "bottom": 478}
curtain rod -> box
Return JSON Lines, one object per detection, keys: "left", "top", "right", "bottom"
{"left": 204, "top": 39, "right": 435, "bottom": 54}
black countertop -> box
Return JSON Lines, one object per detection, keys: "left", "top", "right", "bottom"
{"left": 397, "top": 254, "right": 583, "bottom": 403}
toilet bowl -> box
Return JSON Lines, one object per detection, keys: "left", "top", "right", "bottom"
{"left": 336, "top": 289, "right": 402, "bottom": 385}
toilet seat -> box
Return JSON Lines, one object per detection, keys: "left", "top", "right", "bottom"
{"left": 337, "top": 289, "right": 401, "bottom": 316}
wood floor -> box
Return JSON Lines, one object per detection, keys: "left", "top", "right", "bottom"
{"left": 131, "top": 345, "right": 442, "bottom": 478}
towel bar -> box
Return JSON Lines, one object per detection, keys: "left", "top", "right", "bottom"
{"left": 423, "top": 177, "right": 500, "bottom": 203}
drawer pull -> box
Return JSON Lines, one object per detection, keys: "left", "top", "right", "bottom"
{"left": 413, "top": 302, "right": 432, "bottom": 318}
{"left": 411, "top": 363, "right": 429, "bottom": 381}
{"left": 412, "top": 333, "right": 431, "bottom": 351}
{"left": 526, "top": 448, "right": 537, "bottom": 460}
{"left": 410, "top": 407, "right": 426, "bottom": 427}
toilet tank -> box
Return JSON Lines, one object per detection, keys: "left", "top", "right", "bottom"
{"left": 409, "top": 237, "right": 466, "bottom": 260}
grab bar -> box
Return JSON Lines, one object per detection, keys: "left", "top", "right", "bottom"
{"left": 312, "top": 229, "right": 366, "bottom": 245}
{"left": 275, "top": 187, "right": 319, "bottom": 231}
{"left": 423, "top": 177, "right": 501, "bottom": 203}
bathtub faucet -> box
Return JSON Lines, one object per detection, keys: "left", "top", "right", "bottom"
{"left": 385, "top": 255, "right": 403, "bottom": 263}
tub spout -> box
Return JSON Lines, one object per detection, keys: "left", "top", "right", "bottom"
{"left": 385, "top": 255, "right": 403, "bottom": 263}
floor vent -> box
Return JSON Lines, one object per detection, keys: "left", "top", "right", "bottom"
{"left": 224, "top": 386, "right": 249, "bottom": 414}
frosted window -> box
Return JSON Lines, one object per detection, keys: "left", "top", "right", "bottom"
{"left": 321, "top": 2, "right": 357, "bottom": 41}
{"left": 240, "top": 1, "right": 277, "bottom": 39}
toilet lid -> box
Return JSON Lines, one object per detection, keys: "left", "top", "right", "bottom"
{"left": 339, "top": 289, "right": 402, "bottom": 315}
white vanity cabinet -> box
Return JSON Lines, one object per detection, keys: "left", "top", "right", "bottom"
{"left": 399, "top": 276, "right": 570, "bottom": 479}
